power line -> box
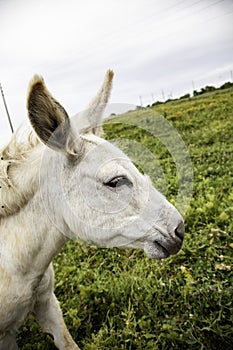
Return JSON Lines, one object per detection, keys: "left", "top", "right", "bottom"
{"left": 49, "top": 0, "right": 224, "bottom": 76}
{"left": 202, "top": 7, "right": 233, "bottom": 25}
{"left": 141, "top": 68, "right": 232, "bottom": 106}
{"left": 149, "top": 0, "right": 226, "bottom": 37}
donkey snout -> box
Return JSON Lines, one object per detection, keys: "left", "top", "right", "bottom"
{"left": 174, "top": 221, "right": 185, "bottom": 242}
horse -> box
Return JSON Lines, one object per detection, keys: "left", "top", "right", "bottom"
{"left": 0, "top": 70, "right": 185, "bottom": 350}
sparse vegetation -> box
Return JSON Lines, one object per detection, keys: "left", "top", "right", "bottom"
{"left": 151, "top": 81, "right": 233, "bottom": 106}
{"left": 18, "top": 86, "right": 233, "bottom": 349}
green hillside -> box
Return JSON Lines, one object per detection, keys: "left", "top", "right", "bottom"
{"left": 18, "top": 87, "right": 233, "bottom": 349}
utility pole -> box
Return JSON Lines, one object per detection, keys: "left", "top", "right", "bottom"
{"left": 139, "top": 95, "right": 143, "bottom": 107}
{"left": 0, "top": 82, "right": 14, "bottom": 133}
{"left": 161, "top": 90, "right": 165, "bottom": 101}
{"left": 230, "top": 70, "right": 233, "bottom": 83}
{"left": 151, "top": 93, "right": 154, "bottom": 104}
{"left": 192, "top": 80, "right": 195, "bottom": 95}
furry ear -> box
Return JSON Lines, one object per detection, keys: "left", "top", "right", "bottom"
{"left": 83, "top": 69, "right": 114, "bottom": 136}
{"left": 27, "top": 75, "right": 72, "bottom": 152}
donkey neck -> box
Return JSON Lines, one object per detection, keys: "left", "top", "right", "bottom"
{"left": 0, "top": 189, "right": 68, "bottom": 278}
{"left": 0, "top": 144, "right": 69, "bottom": 278}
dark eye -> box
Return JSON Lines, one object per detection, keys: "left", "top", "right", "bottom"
{"left": 104, "top": 176, "right": 133, "bottom": 189}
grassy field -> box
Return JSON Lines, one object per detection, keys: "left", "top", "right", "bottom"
{"left": 18, "top": 87, "right": 233, "bottom": 349}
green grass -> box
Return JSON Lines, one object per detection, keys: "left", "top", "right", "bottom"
{"left": 18, "top": 88, "right": 233, "bottom": 349}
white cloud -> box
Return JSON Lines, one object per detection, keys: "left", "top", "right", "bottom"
{"left": 0, "top": 0, "right": 233, "bottom": 147}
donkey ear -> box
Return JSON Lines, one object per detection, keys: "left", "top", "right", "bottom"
{"left": 83, "top": 69, "right": 114, "bottom": 136}
{"left": 27, "top": 75, "right": 72, "bottom": 152}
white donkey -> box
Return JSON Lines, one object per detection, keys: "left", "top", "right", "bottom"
{"left": 0, "top": 70, "right": 185, "bottom": 350}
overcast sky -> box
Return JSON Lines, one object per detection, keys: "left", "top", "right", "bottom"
{"left": 0, "top": 0, "right": 233, "bottom": 147}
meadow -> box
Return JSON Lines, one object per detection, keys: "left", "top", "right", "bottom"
{"left": 18, "top": 87, "right": 233, "bottom": 349}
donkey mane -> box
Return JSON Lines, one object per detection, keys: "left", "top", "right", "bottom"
{"left": 0, "top": 130, "right": 42, "bottom": 218}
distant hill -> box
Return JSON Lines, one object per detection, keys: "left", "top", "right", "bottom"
{"left": 149, "top": 81, "right": 233, "bottom": 107}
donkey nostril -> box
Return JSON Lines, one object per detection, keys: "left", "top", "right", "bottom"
{"left": 174, "top": 221, "right": 185, "bottom": 241}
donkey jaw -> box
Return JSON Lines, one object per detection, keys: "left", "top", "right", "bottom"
{"left": 144, "top": 238, "right": 183, "bottom": 260}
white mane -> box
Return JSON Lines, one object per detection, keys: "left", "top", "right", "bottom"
{"left": 0, "top": 130, "right": 42, "bottom": 218}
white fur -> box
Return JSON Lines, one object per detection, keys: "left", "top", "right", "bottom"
{"left": 0, "top": 70, "right": 185, "bottom": 350}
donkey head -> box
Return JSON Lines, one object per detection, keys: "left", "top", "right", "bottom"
{"left": 27, "top": 70, "right": 185, "bottom": 259}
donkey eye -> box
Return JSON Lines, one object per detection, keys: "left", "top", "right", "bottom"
{"left": 104, "top": 176, "right": 133, "bottom": 189}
